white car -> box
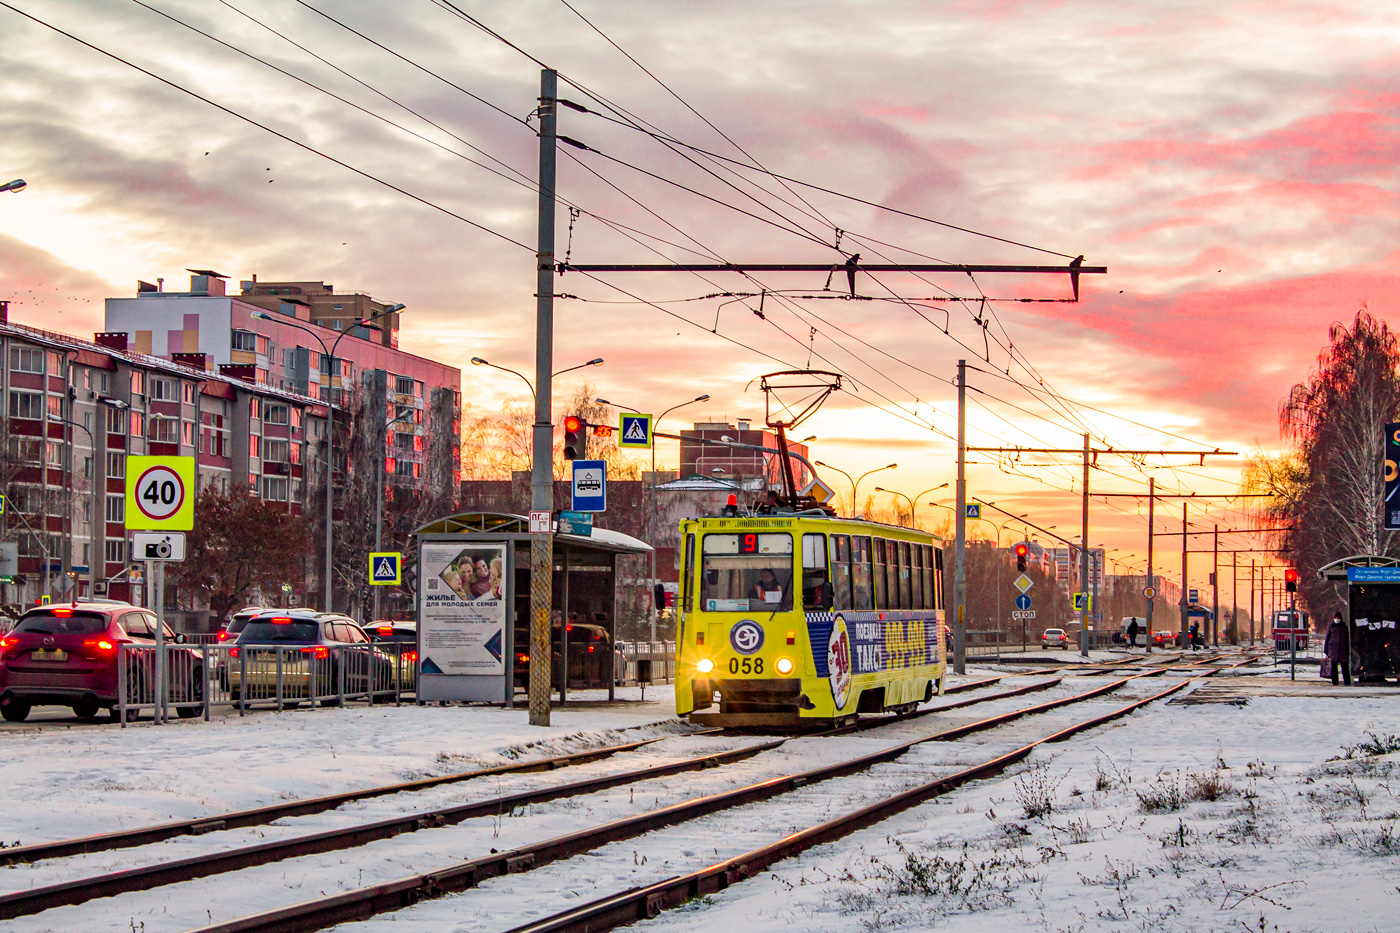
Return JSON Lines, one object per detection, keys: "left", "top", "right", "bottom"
{"left": 1041, "top": 628, "right": 1070, "bottom": 649}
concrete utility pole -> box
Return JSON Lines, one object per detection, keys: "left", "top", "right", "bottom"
{"left": 528, "top": 68, "right": 558, "bottom": 727}
{"left": 1180, "top": 503, "right": 1189, "bottom": 639}
{"left": 1079, "top": 433, "right": 1090, "bottom": 658}
{"left": 954, "top": 359, "right": 967, "bottom": 674}
{"left": 1145, "top": 477, "right": 1154, "bottom": 653}
{"left": 1231, "top": 552, "right": 1238, "bottom": 645}
{"left": 1212, "top": 524, "right": 1220, "bottom": 647}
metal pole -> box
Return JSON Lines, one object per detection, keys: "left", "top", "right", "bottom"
{"left": 1079, "top": 433, "right": 1090, "bottom": 657}
{"left": 325, "top": 388, "right": 334, "bottom": 613}
{"left": 1180, "top": 503, "right": 1188, "bottom": 644}
{"left": 1289, "top": 587, "right": 1297, "bottom": 681}
{"left": 1231, "top": 552, "right": 1238, "bottom": 646}
{"left": 1250, "top": 560, "right": 1255, "bottom": 644}
{"left": 154, "top": 561, "right": 165, "bottom": 725}
{"left": 374, "top": 391, "right": 386, "bottom": 622}
{"left": 953, "top": 359, "right": 967, "bottom": 674}
{"left": 1212, "top": 525, "right": 1219, "bottom": 647}
{"left": 528, "top": 68, "right": 559, "bottom": 726}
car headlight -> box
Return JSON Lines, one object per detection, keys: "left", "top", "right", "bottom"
{"left": 696, "top": 658, "right": 714, "bottom": 674}
{"left": 775, "top": 656, "right": 794, "bottom": 675}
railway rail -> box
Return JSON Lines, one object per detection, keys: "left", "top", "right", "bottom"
{"left": 0, "top": 653, "right": 1256, "bottom": 931}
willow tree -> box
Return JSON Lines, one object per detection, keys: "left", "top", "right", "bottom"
{"left": 1246, "top": 310, "right": 1400, "bottom": 616}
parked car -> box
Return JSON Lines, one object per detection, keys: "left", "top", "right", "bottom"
{"left": 0, "top": 600, "right": 203, "bottom": 722}
{"left": 1041, "top": 628, "right": 1070, "bottom": 650}
{"left": 227, "top": 609, "right": 392, "bottom": 703}
{"left": 216, "top": 607, "right": 269, "bottom": 689}
{"left": 1152, "top": 630, "right": 1175, "bottom": 648}
{"left": 365, "top": 620, "right": 418, "bottom": 691}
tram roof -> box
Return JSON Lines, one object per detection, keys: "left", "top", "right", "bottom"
{"left": 694, "top": 510, "right": 943, "bottom": 540}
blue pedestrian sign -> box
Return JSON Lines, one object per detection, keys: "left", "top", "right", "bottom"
{"left": 618, "top": 413, "right": 654, "bottom": 449}
{"left": 965, "top": 503, "right": 980, "bottom": 519}
{"left": 571, "top": 460, "right": 607, "bottom": 512}
{"left": 369, "top": 552, "right": 401, "bottom": 585}
{"left": 1015, "top": 593, "right": 1032, "bottom": 611}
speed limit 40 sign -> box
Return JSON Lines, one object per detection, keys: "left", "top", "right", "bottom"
{"left": 125, "top": 456, "right": 196, "bottom": 530}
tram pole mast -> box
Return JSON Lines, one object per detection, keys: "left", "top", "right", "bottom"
{"left": 954, "top": 359, "right": 967, "bottom": 674}
{"left": 1145, "top": 476, "right": 1154, "bottom": 654}
{"left": 1079, "top": 433, "right": 1090, "bottom": 658}
{"left": 528, "top": 68, "right": 558, "bottom": 727}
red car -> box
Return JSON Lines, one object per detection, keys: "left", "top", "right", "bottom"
{"left": 0, "top": 600, "right": 201, "bottom": 722}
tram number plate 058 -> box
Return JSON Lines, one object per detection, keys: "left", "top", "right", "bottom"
{"left": 728, "top": 657, "right": 764, "bottom": 675}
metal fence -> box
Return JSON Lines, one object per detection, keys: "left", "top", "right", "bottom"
{"left": 615, "top": 642, "right": 676, "bottom": 685}
{"left": 116, "top": 643, "right": 418, "bottom": 726}
{"left": 1271, "top": 629, "right": 1321, "bottom": 665}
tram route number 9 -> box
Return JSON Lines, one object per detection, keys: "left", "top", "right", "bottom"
{"left": 729, "top": 657, "right": 764, "bottom": 674}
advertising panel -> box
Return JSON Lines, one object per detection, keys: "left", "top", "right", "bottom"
{"left": 419, "top": 542, "right": 506, "bottom": 675}
{"left": 1386, "top": 423, "right": 1400, "bottom": 531}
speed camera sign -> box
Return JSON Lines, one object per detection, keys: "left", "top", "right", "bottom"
{"left": 125, "top": 456, "right": 195, "bottom": 530}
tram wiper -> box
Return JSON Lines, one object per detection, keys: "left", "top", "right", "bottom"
{"left": 769, "top": 573, "right": 795, "bottom": 620}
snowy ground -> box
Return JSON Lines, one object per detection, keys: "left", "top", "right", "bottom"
{"left": 2, "top": 658, "right": 1394, "bottom": 933}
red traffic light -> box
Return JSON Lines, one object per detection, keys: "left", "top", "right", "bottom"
{"left": 1284, "top": 569, "right": 1299, "bottom": 584}
{"left": 563, "top": 415, "right": 583, "bottom": 433}
{"left": 1014, "top": 543, "right": 1029, "bottom": 558}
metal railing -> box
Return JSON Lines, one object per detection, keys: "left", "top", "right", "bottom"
{"left": 615, "top": 641, "right": 676, "bottom": 685}
{"left": 116, "top": 643, "right": 417, "bottom": 726}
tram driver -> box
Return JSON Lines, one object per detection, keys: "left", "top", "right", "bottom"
{"left": 752, "top": 568, "right": 784, "bottom": 603}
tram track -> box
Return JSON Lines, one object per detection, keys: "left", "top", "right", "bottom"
{"left": 0, "top": 657, "right": 1249, "bottom": 930}
{"left": 0, "top": 674, "right": 1066, "bottom": 920}
{"left": 166, "top": 661, "right": 1242, "bottom": 933}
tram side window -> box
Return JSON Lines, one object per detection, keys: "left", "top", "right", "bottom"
{"left": 852, "top": 536, "right": 873, "bottom": 610}
{"left": 682, "top": 533, "right": 695, "bottom": 612}
{"left": 911, "top": 544, "right": 924, "bottom": 610}
{"left": 932, "top": 546, "right": 945, "bottom": 610}
{"left": 898, "top": 541, "right": 912, "bottom": 609}
{"left": 802, "top": 533, "right": 830, "bottom": 609}
{"left": 872, "top": 539, "right": 888, "bottom": 609}
{"left": 829, "top": 534, "right": 853, "bottom": 610}
{"left": 700, "top": 532, "right": 793, "bottom": 612}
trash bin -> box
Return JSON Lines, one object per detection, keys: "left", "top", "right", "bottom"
{"left": 636, "top": 659, "right": 654, "bottom": 685}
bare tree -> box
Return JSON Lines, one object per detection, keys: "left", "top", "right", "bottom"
{"left": 1246, "top": 308, "right": 1400, "bottom": 618}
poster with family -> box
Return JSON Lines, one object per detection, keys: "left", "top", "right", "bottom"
{"left": 419, "top": 542, "right": 507, "bottom": 676}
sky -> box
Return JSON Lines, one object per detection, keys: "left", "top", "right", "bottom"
{"left": 3, "top": 0, "right": 1399, "bottom": 599}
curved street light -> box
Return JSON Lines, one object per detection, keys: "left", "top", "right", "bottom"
{"left": 474, "top": 357, "right": 603, "bottom": 397}
{"left": 251, "top": 305, "right": 407, "bottom": 612}
{"left": 816, "top": 461, "right": 896, "bottom": 517}
{"left": 1, "top": 179, "right": 25, "bottom": 194}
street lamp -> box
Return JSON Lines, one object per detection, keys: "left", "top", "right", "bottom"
{"left": 372, "top": 408, "right": 417, "bottom": 621}
{"left": 1, "top": 179, "right": 25, "bottom": 194}
{"left": 596, "top": 392, "right": 711, "bottom": 642}
{"left": 251, "top": 307, "right": 406, "bottom": 612}
{"left": 881, "top": 483, "right": 950, "bottom": 527}
{"left": 815, "top": 461, "right": 896, "bottom": 517}
{"left": 475, "top": 357, "right": 603, "bottom": 398}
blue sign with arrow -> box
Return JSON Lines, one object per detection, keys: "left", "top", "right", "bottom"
{"left": 1015, "top": 593, "right": 1032, "bottom": 611}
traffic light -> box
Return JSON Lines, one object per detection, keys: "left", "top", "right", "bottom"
{"left": 563, "top": 415, "right": 584, "bottom": 460}
{"left": 1014, "top": 542, "right": 1029, "bottom": 573}
{"left": 1285, "top": 568, "right": 1299, "bottom": 593}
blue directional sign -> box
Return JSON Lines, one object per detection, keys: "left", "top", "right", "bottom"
{"left": 1015, "top": 593, "right": 1032, "bottom": 611}
{"left": 571, "top": 460, "right": 607, "bottom": 512}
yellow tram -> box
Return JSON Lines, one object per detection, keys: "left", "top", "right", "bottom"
{"left": 675, "top": 510, "right": 946, "bottom": 727}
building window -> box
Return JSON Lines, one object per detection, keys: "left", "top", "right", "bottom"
{"left": 7, "top": 436, "right": 40, "bottom": 463}
{"left": 47, "top": 394, "right": 63, "bottom": 417}
{"left": 263, "top": 439, "right": 289, "bottom": 463}
{"left": 262, "top": 476, "right": 289, "bottom": 501}
{"left": 249, "top": 436, "right": 260, "bottom": 459}
{"left": 182, "top": 421, "right": 194, "bottom": 446}
{"left": 332, "top": 320, "right": 343, "bottom": 330}
{"left": 130, "top": 371, "right": 145, "bottom": 396}
{"left": 105, "top": 539, "right": 125, "bottom": 564}
{"left": 394, "top": 375, "right": 414, "bottom": 395}
{"left": 256, "top": 334, "right": 270, "bottom": 356}
{"left": 250, "top": 398, "right": 261, "bottom": 419}
{"left": 106, "top": 406, "right": 124, "bottom": 434}
{"left": 9, "top": 346, "right": 44, "bottom": 373}
{"left": 83, "top": 456, "right": 92, "bottom": 480}
{"left": 394, "top": 432, "right": 414, "bottom": 450}
{"left": 264, "top": 404, "right": 289, "bottom": 425}
{"left": 129, "top": 412, "right": 145, "bottom": 437}
{"left": 332, "top": 304, "right": 344, "bottom": 311}
{"left": 182, "top": 382, "right": 196, "bottom": 404}
{"left": 107, "top": 452, "right": 126, "bottom": 478}
{"left": 84, "top": 411, "right": 92, "bottom": 432}
{"left": 8, "top": 391, "right": 43, "bottom": 419}
{"left": 150, "top": 377, "right": 178, "bottom": 401}
{"left": 46, "top": 441, "right": 63, "bottom": 466}
{"left": 231, "top": 329, "right": 257, "bottom": 352}
{"left": 105, "top": 494, "right": 125, "bottom": 523}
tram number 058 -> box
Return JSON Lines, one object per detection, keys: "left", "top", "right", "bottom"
{"left": 728, "top": 657, "right": 764, "bottom": 675}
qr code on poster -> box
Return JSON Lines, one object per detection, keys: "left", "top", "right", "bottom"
{"left": 428, "top": 578, "right": 439, "bottom": 592}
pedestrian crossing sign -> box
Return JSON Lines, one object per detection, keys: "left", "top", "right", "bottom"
{"left": 618, "top": 413, "right": 654, "bottom": 449}
{"left": 369, "top": 552, "right": 402, "bottom": 585}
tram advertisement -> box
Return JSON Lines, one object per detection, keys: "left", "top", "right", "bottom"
{"left": 420, "top": 543, "right": 507, "bottom": 675}
{"left": 808, "top": 612, "right": 939, "bottom": 679}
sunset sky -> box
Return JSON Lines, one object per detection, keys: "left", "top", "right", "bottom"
{"left": 4, "top": 0, "right": 1398, "bottom": 600}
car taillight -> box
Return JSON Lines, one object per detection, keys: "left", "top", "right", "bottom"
{"left": 229, "top": 647, "right": 240, "bottom": 658}
{"left": 0, "top": 636, "right": 16, "bottom": 660}
{"left": 377, "top": 626, "right": 393, "bottom": 636}
{"left": 82, "top": 638, "right": 117, "bottom": 654}
{"left": 404, "top": 651, "right": 418, "bottom": 662}
{"left": 300, "top": 646, "right": 329, "bottom": 659}
{"left": 217, "top": 630, "right": 230, "bottom": 641}
{"left": 271, "top": 617, "right": 293, "bottom": 625}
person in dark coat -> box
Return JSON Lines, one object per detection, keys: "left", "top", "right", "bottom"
{"left": 1188, "top": 620, "right": 1200, "bottom": 650}
{"left": 1323, "top": 611, "right": 1352, "bottom": 685}
{"left": 1126, "top": 618, "right": 1140, "bottom": 651}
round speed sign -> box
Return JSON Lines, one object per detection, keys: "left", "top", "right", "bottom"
{"left": 135, "top": 465, "right": 185, "bottom": 521}
{"left": 1143, "top": 585, "right": 1157, "bottom": 599}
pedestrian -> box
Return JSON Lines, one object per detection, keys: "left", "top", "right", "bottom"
{"left": 1188, "top": 620, "right": 1200, "bottom": 651}
{"left": 1323, "top": 611, "right": 1352, "bottom": 686}
{"left": 1126, "top": 617, "right": 1140, "bottom": 651}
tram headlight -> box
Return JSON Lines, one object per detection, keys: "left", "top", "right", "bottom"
{"left": 696, "top": 658, "right": 715, "bottom": 674}
{"left": 775, "top": 656, "right": 794, "bottom": 675}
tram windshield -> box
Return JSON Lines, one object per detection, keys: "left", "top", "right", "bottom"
{"left": 701, "top": 532, "right": 793, "bottom": 611}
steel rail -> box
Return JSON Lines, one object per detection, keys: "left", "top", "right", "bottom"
{"left": 0, "top": 677, "right": 1064, "bottom": 919}
{"left": 178, "top": 670, "right": 1169, "bottom": 933}
{"left": 0, "top": 732, "right": 699, "bottom": 868}
{"left": 503, "top": 658, "right": 1259, "bottom": 933}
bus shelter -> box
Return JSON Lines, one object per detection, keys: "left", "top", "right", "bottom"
{"left": 413, "top": 512, "right": 652, "bottom": 705}
{"left": 1318, "top": 555, "right": 1400, "bottom": 683}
